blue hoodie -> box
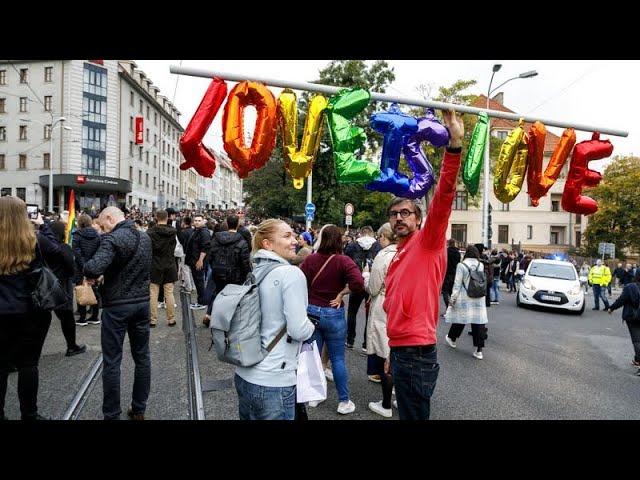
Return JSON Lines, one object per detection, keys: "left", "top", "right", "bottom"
{"left": 235, "top": 249, "right": 315, "bottom": 387}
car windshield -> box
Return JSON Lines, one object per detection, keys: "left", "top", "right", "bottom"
{"left": 528, "top": 263, "right": 577, "bottom": 281}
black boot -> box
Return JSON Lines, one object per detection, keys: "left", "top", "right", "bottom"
{"left": 65, "top": 344, "right": 87, "bottom": 357}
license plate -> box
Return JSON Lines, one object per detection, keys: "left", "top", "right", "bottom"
{"left": 541, "top": 295, "right": 561, "bottom": 302}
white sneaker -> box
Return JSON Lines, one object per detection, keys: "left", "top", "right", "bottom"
{"left": 324, "top": 368, "right": 334, "bottom": 382}
{"left": 445, "top": 335, "right": 457, "bottom": 348}
{"left": 158, "top": 302, "right": 166, "bottom": 309}
{"left": 473, "top": 350, "right": 484, "bottom": 360}
{"left": 337, "top": 400, "right": 356, "bottom": 414}
{"left": 368, "top": 401, "right": 392, "bottom": 418}
{"left": 392, "top": 399, "right": 398, "bottom": 409}
{"left": 308, "top": 399, "right": 325, "bottom": 408}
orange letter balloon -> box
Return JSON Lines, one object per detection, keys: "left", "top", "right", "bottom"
{"left": 561, "top": 132, "right": 613, "bottom": 215}
{"left": 223, "top": 81, "right": 278, "bottom": 178}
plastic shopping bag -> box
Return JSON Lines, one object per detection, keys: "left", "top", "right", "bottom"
{"left": 296, "top": 340, "right": 327, "bottom": 403}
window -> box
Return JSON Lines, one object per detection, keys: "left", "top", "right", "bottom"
{"left": 453, "top": 190, "right": 468, "bottom": 210}
{"left": 130, "top": 116, "right": 134, "bottom": 131}
{"left": 154, "top": 134, "right": 157, "bottom": 146}
{"left": 145, "top": 173, "right": 149, "bottom": 187}
{"left": 138, "top": 170, "right": 142, "bottom": 184}
{"left": 43, "top": 153, "right": 50, "bottom": 169}
{"left": 527, "top": 225, "right": 532, "bottom": 240}
{"left": 44, "top": 124, "right": 51, "bottom": 139}
{"left": 146, "top": 106, "right": 150, "bottom": 119}
{"left": 154, "top": 112, "right": 158, "bottom": 126}
{"left": 0, "top": 70, "right": 6, "bottom": 85}
{"left": 551, "top": 194, "right": 562, "bottom": 212}
{"left": 451, "top": 224, "right": 467, "bottom": 244}
{"left": 83, "top": 64, "right": 107, "bottom": 96}
{"left": 82, "top": 97, "right": 107, "bottom": 124}
{"left": 0, "top": 126, "right": 6, "bottom": 141}
{"left": 130, "top": 90, "right": 134, "bottom": 106}
{"left": 0, "top": 154, "right": 5, "bottom": 170}
{"left": 162, "top": 161, "right": 165, "bottom": 173}
{"left": 82, "top": 125, "right": 106, "bottom": 151}
{"left": 550, "top": 226, "right": 565, "bottom": 245}
{"left": 16, "top": 188, "right": 26, "bottom": 201}
{"left": 81, "top": 152, "right": 104, "bottom": 176}
{"left": 129, "top": 166, "right": 133, "bottom": 181}
{"left": 1, "top": 187, "right": 11, "bottom": 196}
{"left": 19, "top": 97, "right": 28, "bottom": 112}
{"left": 19, "top": 125, "right": 28, "bottom": 140}
{"left": 139, "top": 146, "right": 143, "bottom": 160}
{"left": 139, "top": 99, "right": 143, "bottom": 114}
{"left": 575, "top": 214, "right": 582, "bottom": 225}
{"left": 498, "top": 225, "right": 509, "bottom": 244}
{"left": 19, "top": 154, "right": 26, "bottom": 169}
{"left": 146, "top": 151, "right": 149, "bottom": 164}
{"left": 44, "top": 66, "right": 53, "bottom": 82}
{"left": 129, "top": 141, "right": 133, "bottom": 156}
{"left": 44, "top": 96, "right": 52, "bottom": 112}
{"left": 146, "top": 128, "right": 149, "bottom": 142}
{"left": 153, "top": 177, "right": 156, "bottom": 189}
{"left": 500, "top": 202, "right": 510, "bottom": 212}
{"left": 153, "top": 155, "right": 157, "bottom": 168}
{"left": 0, "top": 98, "right": 5, "bottom": 113}
{"left": 19, "top": 68, "right": 28, "bottom": 83}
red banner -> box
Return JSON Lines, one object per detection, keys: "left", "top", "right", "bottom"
{"left": 135, "top": 117, "right": 144, "bottom": 145}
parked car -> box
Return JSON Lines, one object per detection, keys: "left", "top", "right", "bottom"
{"left": 517, "top": 259, "right": 585, "bottom": 315}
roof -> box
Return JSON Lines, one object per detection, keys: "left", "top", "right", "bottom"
{"left": 472, "top": 95, "right": 561, "bottom": 154}
{"left": 529, "top": 259, "right": 574, "bottom": 266}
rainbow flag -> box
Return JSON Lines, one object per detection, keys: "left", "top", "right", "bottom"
{"left": 64, "top": 189, "right": 76, "bottom": 245}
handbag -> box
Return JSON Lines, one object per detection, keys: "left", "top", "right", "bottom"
{"left": 296, "top": 340, "right": 327, "bottom": 403}
{"left": 75, "top": 280, "right": 97, "bottom": 306}
{"left": 31, "top": 240, "right": 68, "bottom": 312}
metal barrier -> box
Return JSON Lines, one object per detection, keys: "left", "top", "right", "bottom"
{"left": 181, "top": 290, "right": 206, "bottom": 420}
{"left": 62, "top": 355, "right": 103, "bottom": 420}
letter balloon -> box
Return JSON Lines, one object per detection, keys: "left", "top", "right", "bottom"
{"left": 561, "top": 132, "right": 613, "bottom": 215}
{"left": 222, "top": 81, "right": 278, "bottom": 178}
{"left": 463, "top": 112, "right": 488, "bottom": 196}
{"left": 179, "top": 77, "right": 228, "bottom": 177}
{"left": 493, "top": 119, "right": 529, "bottom": 203}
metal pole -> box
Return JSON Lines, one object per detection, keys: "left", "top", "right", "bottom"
{"left": 169, "top": 65, "right": 629, "bottom": 137}
{"left": 483, "top": 93, "right": 491, "bottom": 250}
{"left": 49, "top": 128, "right": 54, "bottom": 213}
{"left": 306, "top": 172, "right": 312, "bottom": 230}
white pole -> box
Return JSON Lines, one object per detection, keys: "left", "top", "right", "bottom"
{"left": 49, "top": 127, "right": 54, "bottom": 213}
{"left": 169, "top": 65, "right": 629, "bottom": 137}
{"left": 306, "top": 172, "right": 312, "bottom": 231}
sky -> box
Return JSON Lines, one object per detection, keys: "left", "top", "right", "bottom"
{"left": 135, "top": 60, "right": 639, "bottom": 171}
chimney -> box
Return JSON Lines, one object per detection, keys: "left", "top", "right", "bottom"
{"left": 492, "top": 92, "right": 504, "bottom": 105}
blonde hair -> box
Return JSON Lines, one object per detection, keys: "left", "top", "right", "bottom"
{"left": 252, "top": 219, "right": 287, "bottom": 254}
{"left": 377, "top": 222, "right": 396, "bottom": 244}
{"left": 0, "top": 196, "right": 37, "bottom": 275}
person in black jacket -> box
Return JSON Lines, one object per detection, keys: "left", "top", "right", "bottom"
{"left": 47, "top": 221, "right": 87, "bottom": 357}
{"left": 147, "top": 209, "right": 178, "bottom": 328}
{"left": 72, "top": 214, "right": 101, "bottom": 326}
{"left": 184, "top": 214, "right": 211, "bottom": 310}
{"left": 83, "top": 207, "right": 152, "bottom": 420}
{"left": 0, "top": 197, "right": 65, "bottom": 420}
{"left": 608, "top": 269, "right": 640, "bottom": 372}
{"left": 441, "top": 239, "right": 461, "bottom": 313}
{"left": 202, "top": 214, "right": 251, "bottom": 327}
{"left": 237, "top": 217, "right": 252, "bottom": 251}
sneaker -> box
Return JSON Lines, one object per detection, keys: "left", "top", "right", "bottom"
{"left": 345, "top": 343, "right": 354, "bottom": 349}
{"left": 308, "top": 399, "right": 325, "bottom": 408}
{"left": 324, "top": 368, "right": 334, "bottom": 382}
{"left": 473, "top": 350, "right": 483, "bottom": 360}
{"left": 392, "top": 399, "right": 398, "bottom": 409}
{"left": 592, "top": 307, "right": 600, "bottom": 311}
{"left": 445, "top": 335, "right": 457, "bottom": 348}
{"left": 337, "top": 400, "right": 356, "bottom": 415}
{"left": 150, "top": 323, "right": 156, "bottom": 328}
{"left": 636, "top": 370, "right": 640, "bottom": 377}
{"left": 368, "top": 401, "right": 392, "bottom": 418}
{"left": 76, "top": 319, "right": 88, "bottom": 327}
{"left": 127, "top": 406, "right": 144, "bottom": 420}
{"left": 65, "top": 344, "right": 87, "bottom": 357}
{"left": 368, "top": 375, "right": 381, "bottom": 383}
{"left": 87, "top": 318, "right": 101, "bottom": 325}
{"left": 491, "top": 301, "right": 499, "bottom": 305}
{"left": 631, "top": 360, "right": 640, "bottom": 367}
{"left": 190, "top": 303, "right": 206, "bottom": 310}
{"left": 360, "top": 347, "right": 368, "bottom": 356}
{"left": 158, "top": 302, "right": 166, "bottom": 309}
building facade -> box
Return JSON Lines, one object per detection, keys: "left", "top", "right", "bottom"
{"left": 446, "top": 94, "right": 583, "bottom": 253}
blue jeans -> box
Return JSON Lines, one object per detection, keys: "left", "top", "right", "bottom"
{"left": 592, "top": 285, "right": 610, "bottom": 309}
{"left": 101, "top": 302, "right": 151, "bottom": 420}
{"left": 234, "top": 374, "right": 296, "bottom": 420}
{"left": 308, "top": 304, "right": 349, "bottom": 402}
{"left": 490, "top": 278, "right": 500, "bottom": 302}
{"left": 390, "top": 347, "right": 439, "bottom": 420}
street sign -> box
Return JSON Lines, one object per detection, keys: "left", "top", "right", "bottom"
{"left": 305, "top": 202, "right": 316, "bottom": 215}
{"left": 306, "top": 213, "right": 314, "bottom": 221}
{"left": 598, "top": 242, "right": 615, "bottom": 256}
{"left": 344, "top": 203, "right": 354, "bottom": 215}
{"left": 345, "top": 214, "right": 352, "bottom": 226}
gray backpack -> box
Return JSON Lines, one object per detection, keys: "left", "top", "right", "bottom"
{"left": 461, "top": 262, "right": 487, "bottom": 298}
{"left": 210, "top": 262, "right": 287, "bottom": 367}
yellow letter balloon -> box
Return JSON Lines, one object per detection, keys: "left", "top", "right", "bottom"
{"left": 493, "top": 119, "right": 529, "bottom": 203}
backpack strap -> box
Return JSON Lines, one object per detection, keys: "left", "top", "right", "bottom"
{"left": 460, "top": 261, "right": 480, "bottom": 293}
{"left": 311, "top": 254, "right": 336, "bottom": 287}
{"left": 255, "top": 261, "right": 289, "bottom": 353}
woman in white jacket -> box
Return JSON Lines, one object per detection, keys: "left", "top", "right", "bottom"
{"left": 234, "top": 219, "right": 315, "bottom": 420}
{"left": 364, "top": 223, "right": 397, "bottom": 418}
{"left": 444, "top": 245, "right": 489, "bottom": 359}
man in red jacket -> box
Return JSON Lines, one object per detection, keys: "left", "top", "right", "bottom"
{"left": 383, "top": 109, "right": 464, "bottom": 420}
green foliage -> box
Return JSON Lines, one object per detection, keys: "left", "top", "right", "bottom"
{"left": 583, "top": 156, "right": 640, "bottom": 258}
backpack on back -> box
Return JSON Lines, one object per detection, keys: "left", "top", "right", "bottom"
{"left": 462, "top": 262, "right": 487, "bottom": 298}
{"left": 210, "top": 238, "right": 243, "bottom": 285}
{"left": 210, "top": 262, "right": 287, "bottom": 367}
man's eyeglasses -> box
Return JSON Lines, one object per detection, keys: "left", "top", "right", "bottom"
{"left": 388, "top": 209, "right": 415, "bottom": 219}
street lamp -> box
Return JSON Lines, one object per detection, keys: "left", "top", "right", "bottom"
{"left": 20, "top": 116, "right": 71, "bottom": 212}
{"left": 482, "top": 65, "right": 538, "bottom": 249}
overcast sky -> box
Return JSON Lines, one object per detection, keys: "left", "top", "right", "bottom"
{"left": 136, "top": 60, "right": 638, "bottom": 170}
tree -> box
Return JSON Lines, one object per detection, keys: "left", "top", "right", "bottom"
{"left": 582, "top": 156, "right": 640, "bottom": 258}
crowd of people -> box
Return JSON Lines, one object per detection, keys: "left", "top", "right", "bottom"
{"left": 1, "top": 109, "right": 638, "bottom": 422}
